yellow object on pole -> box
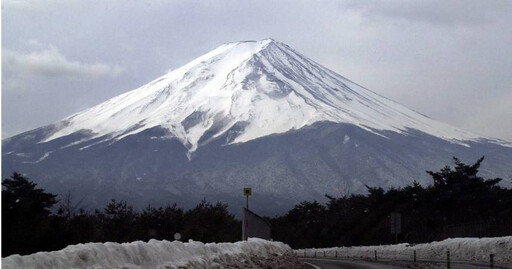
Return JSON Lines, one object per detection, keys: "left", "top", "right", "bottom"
{"left": 243, "top": 187, "right": 252, "bottom": 197}
{"left": 243, "top": 187, "right": 252, "bottom": 209}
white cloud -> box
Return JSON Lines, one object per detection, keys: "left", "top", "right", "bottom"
{"left": 3, "top": 46, "right": 124, "bottom": 82}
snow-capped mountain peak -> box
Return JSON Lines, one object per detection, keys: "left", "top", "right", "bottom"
{"left": 5, "top": 39, "right": 512, "bottom": 214}
{"left": 41, "top": 39, "right": 505, "bottom": 152}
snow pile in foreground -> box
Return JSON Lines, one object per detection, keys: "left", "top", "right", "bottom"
{"left": 3, "top": 238, "right": 301, "bottom": 269}
{"left": 299, "top": 236, "right": 512, "bottom": 264}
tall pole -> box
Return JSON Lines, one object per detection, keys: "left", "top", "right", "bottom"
{"left": 245, "top": 196, "right": 248, "bottom": 240}
{"left": 241, "top": 208, "right": 245, "bottom": 241}
{"left": 242, "top": 187, "right": 252, "bottom": 241}
{"left": 245, "top": 211, "right": 248, "bottom": 240}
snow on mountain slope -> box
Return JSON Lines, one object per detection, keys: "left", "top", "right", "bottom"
{"left": 40, "top": 38, "right": 508, "bottom": 152}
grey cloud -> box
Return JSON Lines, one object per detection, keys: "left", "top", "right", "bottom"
{"left": 3, "top": 46, "right": 124, "bottom": 82}
{"left": 458, "top": 91, "right": 512, "bottom": 141}
{"left": 344, "top": 0, "right": 509, "bottom": 25}
{"left": 2, "top": 0, "right": 79, "bottom": 12}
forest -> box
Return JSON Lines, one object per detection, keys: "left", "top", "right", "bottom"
{"left": 3, "top": 156, "right": 511, "bottom": 256}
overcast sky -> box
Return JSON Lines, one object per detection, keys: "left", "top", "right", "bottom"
{"left": 2, "top": 0, "right": 512, "bottom": 141}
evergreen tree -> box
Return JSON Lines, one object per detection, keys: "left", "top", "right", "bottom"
{"left": 182, "top": 200, "right": 240, "bottom": 242}
{"left": 136, "top": 204, "right": 184, "bottom": 241}
{"left": 97, "top": 199, "right": 138, "bottom": 242}
{"left": 2, "top": 172, "right": 58, "bottom": 256}
{"left": 272, "top": 201, "right": 328, "bottom": 248}
{"left": 271, "top": 157, "right": 512, "bottom": 248}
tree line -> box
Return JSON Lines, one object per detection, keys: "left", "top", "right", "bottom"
{"left": 269, "top": 157, "right": 512, "bottom": 248}
{"left": 3, "top": 156, "right": 511, "bottom": 256}
{"left": 2, "top": 174, "right": 240, "bottom": 257}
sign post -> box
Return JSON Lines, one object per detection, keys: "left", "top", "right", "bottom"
{"left": 242, "top": 187, "right": 252, "bottom": 240}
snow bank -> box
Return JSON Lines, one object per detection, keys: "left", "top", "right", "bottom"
{"left": 3, "top": 238, "right": 297, "bottom": 269}
{"left": 299, "top": 236, "right": 512, "bottom": 264}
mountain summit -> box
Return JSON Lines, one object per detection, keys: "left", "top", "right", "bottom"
{"left": 36, "top": 39, "right": 506, "bottom": 153}
{"left": 3, "top": 39, "right": 511, "bottom": 214}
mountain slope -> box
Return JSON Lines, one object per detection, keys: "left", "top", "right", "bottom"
{"left": 3, "top": 39, "right": 511, "bottom": 214}
{"left": 20, "top": 39, "right": 508, "bottom": 152}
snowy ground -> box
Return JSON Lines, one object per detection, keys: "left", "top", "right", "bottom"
{"left": 3, "top": 238, "right": 305, "bottom": 269}
{"left": 298, "top": 237, "right": 512, "bottom": 266}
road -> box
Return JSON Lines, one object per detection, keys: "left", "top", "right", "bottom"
{"left": 302, "top": 258, "right": 405, "bottom": 269}
{"left": 302, "top": 258, "right": 512, "bottom": 269}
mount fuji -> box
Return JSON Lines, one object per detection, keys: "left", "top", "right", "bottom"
{"left": 3, "top": 39, "right": 511, "bottom": 215}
